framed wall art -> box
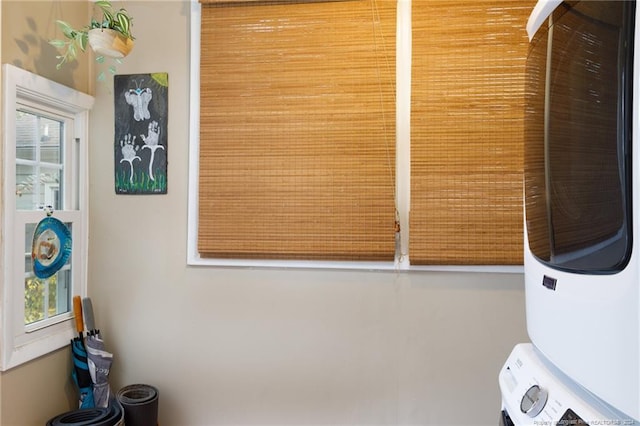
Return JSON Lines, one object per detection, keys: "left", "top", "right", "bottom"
{"left": 114, "top": 73, "right": 168, "bottom": 194}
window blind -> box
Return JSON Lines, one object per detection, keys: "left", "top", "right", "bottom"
{"left": 410, "top": 1, "right": 533, "bottom": 265}
{"left": 198, "top": 0, "right": 396, "bottom": 261}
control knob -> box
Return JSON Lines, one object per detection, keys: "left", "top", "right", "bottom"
{"left": 520, "top": 384, "right": 548, "bottom": 418}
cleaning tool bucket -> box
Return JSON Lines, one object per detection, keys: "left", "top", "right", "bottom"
{"left": 117, "top": 384, "right": 159, "bottom": 426}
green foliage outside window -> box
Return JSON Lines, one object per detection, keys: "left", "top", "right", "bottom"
{"left": 24, "top": 275, "right": 58, "bottom": 324}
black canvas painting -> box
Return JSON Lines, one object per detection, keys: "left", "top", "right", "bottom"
{"left": 114, "top": 73, "right": 168, "bottom": 194}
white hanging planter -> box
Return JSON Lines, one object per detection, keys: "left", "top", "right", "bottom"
{"left": 88, "top": 28, "right": 134, "bottom": 59}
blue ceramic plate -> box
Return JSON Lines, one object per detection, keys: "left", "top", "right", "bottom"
{"left": 31, "top": 217, "right": 72, "bottom": 279}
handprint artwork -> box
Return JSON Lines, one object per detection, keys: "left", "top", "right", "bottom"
{"left": 140, "top": 121, "right": 164, "bottom": 181}
{"left": 119, "top": 134, "right": 140, "bottom": 185}
{"left": 114, "top": 73, "right": 168, "bottom": 194}
{"left": 124, "top": 82, "right": 152, "bottom": 122}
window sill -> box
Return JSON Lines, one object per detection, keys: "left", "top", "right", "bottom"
{"left": 187, "top": 255, "right": 523, "bottom": 274}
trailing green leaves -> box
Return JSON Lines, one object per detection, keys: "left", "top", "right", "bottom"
{"left": 48, "top": 1, "right": 134, "bottom": 70}
{"left": 50, "top": 20, "right": 89, "bottom": 69}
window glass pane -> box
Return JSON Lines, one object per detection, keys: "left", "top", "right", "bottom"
{"left": 15, "top": 108, "right": 64, "bottom": 212}
{"left": 24, "top": 276, "right": 45, "bottom": 324}
{"left": 24, "top": 222, "right": 36, "bottom": 267}
{"left": 16, "top": 111, "right": 63, "bottom": 163}
{"left": 15, "top": 110, "right": 36, "bottom": 161}
{"left": 40, "top": 117, "right": 62, "bottom": 164}
{"left": 24, "top": 272, "right": 71, "bottom": 325}
{"left": 16, "top": 164, "right": 38, "bottom": 210}
{"left": 15, "top": 164, "right": 62, "bottom": 210}
{"left": 50, "top": 269, "right": 71, "bottom": 319}
{"left": 39, "top": 167, "right": 62, "bottom": 210}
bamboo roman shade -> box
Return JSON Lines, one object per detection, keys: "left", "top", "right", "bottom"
{"left": 410, "top": 1, "right": 534, "bottom": 265}
{"left": 198, "top": 0, "right": 396, "bottom": 260}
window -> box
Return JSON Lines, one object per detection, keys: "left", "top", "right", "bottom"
{"left": 189, "top": 0, "right": 530, "bottom": 270}
{"left": 1, "top": 64, "right": 94, "bottom": 370}
{"left": 409, "top": 2, "right": 532, "bottom": 265}
{"left": 193, "top": 0, "right": 397, "bottom": 268}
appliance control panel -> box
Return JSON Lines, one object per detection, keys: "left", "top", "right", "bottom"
{"left": 499, "top": 343, "right": 633, "bottom": 426}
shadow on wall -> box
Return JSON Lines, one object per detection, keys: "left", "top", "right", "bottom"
{"left": 11, "top": 16, "right": 80, "bottom": 89}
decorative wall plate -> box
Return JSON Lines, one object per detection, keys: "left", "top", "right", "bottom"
{"left": 31, "top": 216, "right": 72, "bottom": 279}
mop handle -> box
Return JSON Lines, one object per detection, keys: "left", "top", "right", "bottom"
{"left": 73, "top": 295, "right": 84, "bottom": 334}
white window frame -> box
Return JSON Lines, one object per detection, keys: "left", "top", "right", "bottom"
{"left": 187, "top": 0, "right": 409, "bottom": 271}
{"left": 1, "top": 64, "right": 94, "bottom": 371}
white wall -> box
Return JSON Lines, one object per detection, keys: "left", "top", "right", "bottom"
{"left": 87, "top": 2, "right": 529, "bottom": 425}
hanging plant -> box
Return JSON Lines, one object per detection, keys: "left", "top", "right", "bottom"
{"left": 49, "top": 0, "right": 135, "bottom": 78}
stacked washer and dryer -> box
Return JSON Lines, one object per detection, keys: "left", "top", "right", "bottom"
{"left": 500, "top": 0, "right": 640, "bottom": 424}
